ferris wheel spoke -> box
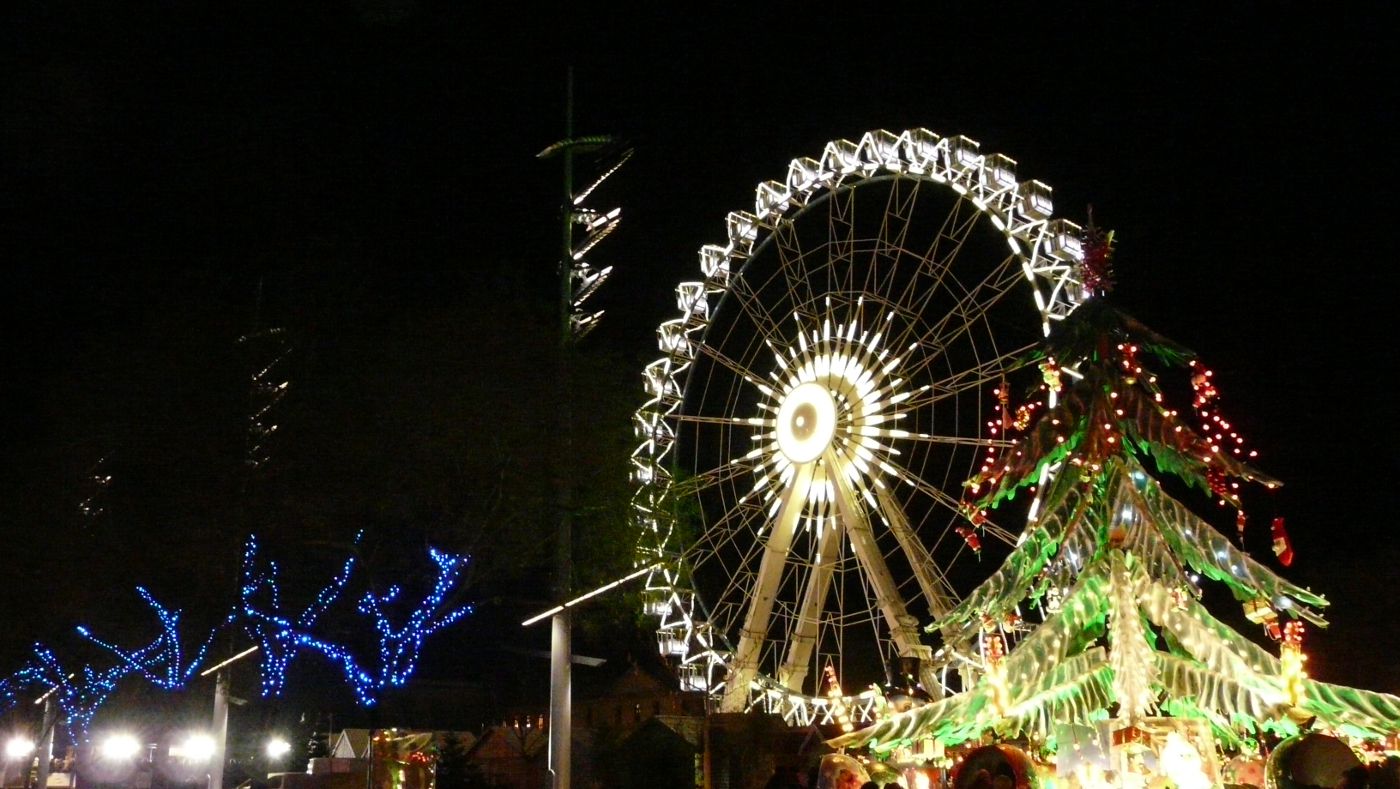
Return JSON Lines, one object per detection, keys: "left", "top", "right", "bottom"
{"left": 898, "top": 342, "right": 1038, "bottom": 411}
{"left": 884, "top": 194, "right": 981, "bottom": 313}
{"left": 826, "top": 184, "right": 859, "bottom": 298}
{"left": 919, "top": 251, "right": 1024, "bottom": 345}
{"left": 877, "top": 431, "right": 1015, "bottom": 450}
{"left": 672, "top": 412, "right": 768, "bottom": 429}
{"left": 916, "top": 194, "right": 984, "bottom": 282}
{"left": 720, "top": 461, "right": 814, "bottom": 712}
{"left": 670, "top": 455, "right": 760, "bottom": 500}
{"left": 726, "top": 272, "right": 798, "bottom": 355}
{"left": 877, "top": 456, "right": 1020, "bottom": 547}
{"left": 772, "top": 221, "right": 818, "bottom": 324}
{"left": 694, "top": 342, "right": 776, "bottom": 394}
{"left": 861, "top": 177, "right": 924, "bottom": 305}
{"left": 896, "top": 324, "right": 1030, "bottom": 400}
{"left": 689, "top": 500, "right": 768, "bottom": 567}
{"left": 886, "top": 251, "right": 1024, "bottom": 374}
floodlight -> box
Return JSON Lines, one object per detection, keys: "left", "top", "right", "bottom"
{"left": 265, "top": 738, "right": 292, "bottom": 760}
{"left": 178, "top": 734, "right": 216, "bottom": 763}
{"left": 4, "top": 737, "right": 35, "bottom": 760}
{"left": 98, "top": 733, "right": 141, "bottom": 761}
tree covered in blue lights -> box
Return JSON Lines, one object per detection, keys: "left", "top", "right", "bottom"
{"left": 0, "top": 533, "right": 474, "bottom": 739}
{"left": 235, "top": 533, "right": 473, "bottom": 705}
{"left": 357, "top": 547, "right": 472, "bottom": 689}
{"left": 236, "top": 533, "right": 365, "bottom": 699}
{"left": 78, "top": 586, "right": 219, "bottom": 692}
{"left": 15, "top": 644, "right": 141, "bottom": 741}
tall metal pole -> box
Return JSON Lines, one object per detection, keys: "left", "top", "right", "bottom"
{"left": 34, "top": 699, "right": 56, "bottom": 789}
{"left": 207, "top": 671, "right": 229, "bottom": 789}
{"left": 537, "top": 67, "right": 625, "bottom": 789}
{"left": 547, "top": 67, "right": 576, "bottom": 789}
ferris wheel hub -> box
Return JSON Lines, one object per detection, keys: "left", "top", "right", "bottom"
{"left": 775, "top": 382, "right": 837, "bottom": 464}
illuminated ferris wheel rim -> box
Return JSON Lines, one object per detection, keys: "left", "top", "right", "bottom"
{"left": 632, "top": 128, "right": 1089, "bottom": 725}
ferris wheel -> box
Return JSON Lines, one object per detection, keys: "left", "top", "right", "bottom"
{"left": 632, "top": 129, "right": 1088, "bottom": 725}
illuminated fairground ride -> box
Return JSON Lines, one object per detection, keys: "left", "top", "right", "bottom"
{"left": 631, "top": 129, "right": 1091, "bottom": 726}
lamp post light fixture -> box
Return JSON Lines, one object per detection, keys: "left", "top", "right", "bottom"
{"left": 265, "top": 738, "right": 291, "bottom": 761}
{"left": 196, "top": 644, "right": 260, "bottom": 789}
{"left": 4, "top": 737, "right": 35, "bottom": 788}
{"left": 4, "top": 737, "right": 34, "bottom": 761}
{"left": 97, "top": 733, "right": 142, "bottom": 762}
{"left": 173, "top": 734, "right": 216, "bottom": 764}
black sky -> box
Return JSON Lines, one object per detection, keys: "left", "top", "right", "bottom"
{"left": 2, "top": 0, "right": 1396, "bottom": 721}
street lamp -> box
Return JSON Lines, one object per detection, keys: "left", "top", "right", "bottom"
{"left": 4, "top": 737, "right": 35, "bottom": 762}
{"left": 97, "top": 734, "right": 141, "bottom": 762}
{"left": 196, "top": 644, "right": 260, "bottom": 789}
{"left": 264, "top": 738, "right": 291, "bottom": 761}
{"left": 4, "top": 737, "right": 35, "bottom": 788}
{"left": 172, "top": 734, "right": 216, "bottom": 764}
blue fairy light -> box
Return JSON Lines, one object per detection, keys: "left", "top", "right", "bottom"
{"left": 5, "top": 530, "right": 473, "bottom": 716}
{"left": 291, "top": 633, "right": 377, "bottom": 706}
{"left": 22, "top": 644, "right": 137, "bottom": 742}
{"left": 76, "top": 587, "right": 219, "bottom": 691}
{"left": 236, "top": 533, "right": 362, "bottom": 699}
{"left": 358, "top": 547, "right": 473, "bottom": 688}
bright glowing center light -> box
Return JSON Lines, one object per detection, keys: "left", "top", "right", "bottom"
{"left": 265, "top": 737, "right": 292, "bottom": 760}
{"left": 177, "top": 734, "right": 216, "bottom": 763}
{"left": 5, "top": 737, "right": 34, "bottom": 760}
{"left": 98, "top": 733, "right": 141, "bottom": 761}
{"left": 774, "top": 382, "right": 837, "bottom": 464}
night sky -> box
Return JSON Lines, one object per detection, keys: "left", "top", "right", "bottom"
{"left": 2, "top": 0, "right": 1395, "bottom": 734}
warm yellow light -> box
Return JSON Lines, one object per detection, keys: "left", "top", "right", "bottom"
{"left": 173, "top": 734, "right": 216, "bottom": 763}
{"left": 266, "top": 738, "right": 292, "bottom": 760}
{"left": 98, "top": 734, "right": 141, "bottom": 761}
{"left": 774, "top": 383, "right": 837, "bottom": 464}
{"left": 5, "top": 737, "right": 35, "bottom": 760}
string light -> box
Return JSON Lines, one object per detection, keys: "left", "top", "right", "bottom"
{"left": 1281, "top": 621, "right": 1308, "bottom": 706}
{"left": 823, "top": 664, "right": 854, "bottom": 733}
{"left": 77, "top": 587, "right": 218, "bottom": 691}
{"left": 982, "top": 633, "right": 1010, "bottom": 718}
{"left": 18, "top": 645, "right": 136, "bottom": 741}
{"left": 289, "top": 633, "right": 377, "bottom": 706}
{"left": 4, "top": 531, "right": 472, "bottom": 722}
{"left": 236, "top": 533, "right": 362, "bottom": 699}
{"left": 357, "top": 547, "right": 473, "bottom": 688}
{"left": 238, "top": 533, "right": 472, "bottom": 704}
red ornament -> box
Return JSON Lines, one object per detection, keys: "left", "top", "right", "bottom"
{"left": 956, "top": 525, "right": 982, "bottom": 554}
{"left": 1271, "top": 517, "right": 1294, "bottom": 567}
{"left": 1078, "top": 210, "right": 1115, "bottom": 296}
{"left": 1207, "top": 469, "right": 1231, "bottom": 499}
